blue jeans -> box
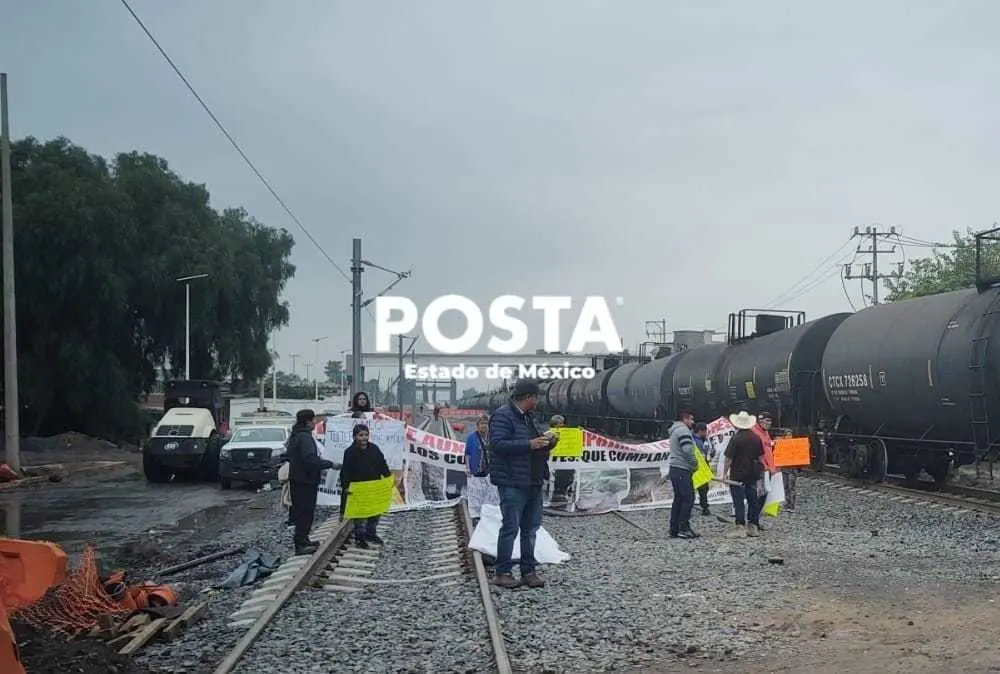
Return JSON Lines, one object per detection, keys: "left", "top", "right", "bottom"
{"left": 353, "top": 515, "right": 379, "bottom": 539}
{"left": 495, "top": 485, "right": 543, "bottom": 575}
{"left": 668, "top": 466, "right": 695, "bottom": 535}
{"left": 729, "top": 482, "right": 760, "bottom": 525}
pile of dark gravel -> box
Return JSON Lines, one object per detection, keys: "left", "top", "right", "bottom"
{"left": 13, "top": 622, "right": 156, "bottom": 674}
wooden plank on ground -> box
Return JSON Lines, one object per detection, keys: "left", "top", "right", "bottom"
{"left": 118, "top": 617, "right": 168, "bottom": 655}
{"left": 163, "top": 602, "right": 208, "bottom": 640}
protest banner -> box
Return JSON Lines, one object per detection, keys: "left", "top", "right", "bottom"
{"left": 313, "top": 413, "right": 743, "bottom": 516}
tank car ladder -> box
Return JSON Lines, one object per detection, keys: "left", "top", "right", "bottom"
{"left": 968, "top": 292, "right": 1000, "bottom": 477}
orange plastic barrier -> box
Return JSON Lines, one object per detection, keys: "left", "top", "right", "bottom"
{"left": 0, "top": 593, "right": 24, "bottom": 674}
{"left": 0, "top": 539, "right": 67, "bottom": 674}
{"left": 0, "top": 539, "right": 68, "bottom": 610}
{"left": 773, "top": 436, "right": 811, "bottom": 468}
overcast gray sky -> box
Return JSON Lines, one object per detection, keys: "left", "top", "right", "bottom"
{"left": 4, "top": 1, "right": 1000, "bottom": 392}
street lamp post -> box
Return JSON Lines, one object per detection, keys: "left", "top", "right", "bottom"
{"left": 176, "top": 273, "right": 208, "bottom": 380}
{"left": 304, "top": 362, "right": 313, "bottom": 383}
{"left": 312, "top": 336, "right": 329, "bottom": 401}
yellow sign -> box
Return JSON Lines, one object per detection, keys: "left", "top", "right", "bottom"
{"left": 344, "top": 475, "right": 394, "bottom": 519}
{"left": 692, "top": 447, "right": 713, "bottom": 489}
{"left": 549, "top": 427, "right": 584, "bottom": 458}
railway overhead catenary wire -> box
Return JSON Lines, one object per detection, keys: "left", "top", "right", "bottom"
{"left": 117, "top": 0, "right": 383, "bottom": 321}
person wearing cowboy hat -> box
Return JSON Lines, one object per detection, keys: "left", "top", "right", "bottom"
{"left": 723, "top": 411, "right": 765, "bottom": 538}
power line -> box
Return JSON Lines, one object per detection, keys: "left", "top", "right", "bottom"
{"left": 763, "top": 237, "right": 855, "bottom": 308}
{"left": 118, "top": 0, "right": 351, "bottom": 284}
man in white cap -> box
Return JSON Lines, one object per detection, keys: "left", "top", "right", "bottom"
{"left": 723, "top": 411, "right": 765, "bottom": 538}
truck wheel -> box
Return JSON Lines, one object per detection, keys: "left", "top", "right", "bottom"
{"left": 143, "top": 455, "right": 171, "bottom": 483}
{"left": 219, "top": 478, "right": 232, "bottom": 490}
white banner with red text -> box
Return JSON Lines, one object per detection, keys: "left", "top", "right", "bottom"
{"left": 313, "top": 412, "right": 735, "bottom": 516}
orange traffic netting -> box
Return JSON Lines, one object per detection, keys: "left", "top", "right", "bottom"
{"left": 10, "top": 546, "right": 131, "bottom": 638}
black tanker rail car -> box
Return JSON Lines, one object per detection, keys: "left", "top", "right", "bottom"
{"left": 672, "top": 343, "right": 727, "bottom": 423}
{"left": 821, "top": 286, "right": 1000, "bottom": 483}
{"left": 602, "top": 362, "right": 645, "bottom": 436}
{"left": 716, "top": 313, "right": 850, "bottom": 433}
{"left": 621, "top": 352, "right": 688, "bottom": 439}
{"left": 566, "top": 369, "right": 614, "bottom": 427}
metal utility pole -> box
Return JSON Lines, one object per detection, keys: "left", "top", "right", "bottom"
{"left": 350, "top": 238, "right": 364, "bottom": 397}
{"left": 304, "top": 362, "right": 312, "bottom": 382}
{"left": 289, "top": 353, "right": 299, "bottom": 376}
{"left": 312, "top": 335, "right": 328, "bottom": 400}
{"left": 845, "top": 225, "right": 904, "bottom": 305}
{"left": 351, "top": 237, "right": 412, "bottom": 400}
{"left": 397, "top": 335, "right": 418, "bottom": 421}
{"left": 1, "top": 73, "right": 19, "bottom": 472}
{"left": 176, "top": 273, "right": 208, "bottom": 379}
{"left": 258, "top": 376, "right": 265, "bottom": 411}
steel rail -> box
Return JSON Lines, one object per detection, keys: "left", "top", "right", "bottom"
{"left": 212, "top": 518, "right": 353, "bottom": 674}
{"left": 460, "top": 501, "right": 513, "bottom": 674}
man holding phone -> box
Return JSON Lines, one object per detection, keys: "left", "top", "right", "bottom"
{"left": 488, "top": 379, "right": 556, "bottom": 590}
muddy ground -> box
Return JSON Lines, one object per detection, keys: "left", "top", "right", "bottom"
{"left": 1, "top": 433, "right": 269, "bottom": 673}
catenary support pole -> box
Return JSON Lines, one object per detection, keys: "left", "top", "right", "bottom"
{"left": 351, "top": 238, "right": 363, "bottom": 396}
{"left": 1, "top": 73, "right": 21, "bottom": 473}
{"left": 184, "top": 281, "right": 191, "bottom": 379}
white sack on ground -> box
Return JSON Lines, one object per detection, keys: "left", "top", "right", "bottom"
{"left": 468, "top": 504, "right": 571, "bottom": 564}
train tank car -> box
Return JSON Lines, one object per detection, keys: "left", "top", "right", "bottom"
{"left": 716, "top": 312, "right": 850, "bottom": 431}
{"left": 820, "top": 287, "right": 1000, "bottom": 483}
{"left": 604, "top": 362, "right": 644, "bottom": 436}
{"left": 623, "top": 352, "right": 688, "bottom": 438}
{"left": 566, "top": 369, "right": 614, "bottom": 432}
{"left": 671, "top": 343, "right": 728, "bottom": 422}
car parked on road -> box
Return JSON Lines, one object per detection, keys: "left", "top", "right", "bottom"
{"left": 218, "top": 424, "right": 289, "bottom": 489}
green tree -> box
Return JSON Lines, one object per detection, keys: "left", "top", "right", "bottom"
{"left": 885, "top": 229, "right": 983, "bottom": 301}
{"left": 4, "top": 137, "right": 296, "bottom": 439}
{"left": 324, "top": 359, "right": 343, "bottom": 384}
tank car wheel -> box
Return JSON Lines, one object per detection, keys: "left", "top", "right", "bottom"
{"left": 811, "top": 435, "right": 827, "bottom": 472}
{"left": 867, "top": 438, "right": 888, "bottom": 483}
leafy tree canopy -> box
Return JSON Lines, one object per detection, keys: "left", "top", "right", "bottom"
{"left": 884, "top": 229, "right": 984, "bottom": 301}
{"left": 4, "top": 137, "right": 296, "bottom": 439}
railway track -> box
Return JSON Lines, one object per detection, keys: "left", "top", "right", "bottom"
{"left": 803, "top": 470, "right": 1000, "bottom": 515}
{"left": 212, "top": 501, "right": 511, "bottom": 674}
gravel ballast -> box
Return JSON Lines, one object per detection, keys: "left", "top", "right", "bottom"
{"left": 234, "top": 503, "right": 496, "bottom": 674}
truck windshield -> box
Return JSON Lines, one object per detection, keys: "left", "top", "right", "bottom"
{"left": 231, "top": 427, "right": 287, "bottom": 443}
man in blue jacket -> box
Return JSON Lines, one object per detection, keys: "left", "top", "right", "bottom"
{"left": 488, "top": 380, "right": 555, "bottom": 590}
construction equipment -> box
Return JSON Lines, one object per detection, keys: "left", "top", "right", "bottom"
{"left": 144, "top": 379, "right": 228, "bottom": 483}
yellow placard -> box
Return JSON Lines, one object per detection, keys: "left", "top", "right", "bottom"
{"left": 692, "top": 447, "right": 713, "bottom": 489}
{"left": 549, "top": 427, "right": 584, "bottom": 458}
{"left": 344, "top": 475, "right": 394, "bottom": 519}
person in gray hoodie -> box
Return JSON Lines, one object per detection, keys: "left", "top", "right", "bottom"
{"left": 667, "top": 410, "right": 699, "bottom": 539}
